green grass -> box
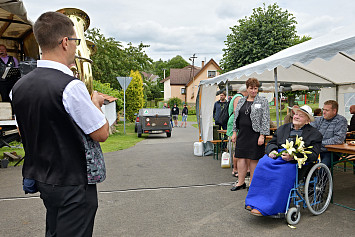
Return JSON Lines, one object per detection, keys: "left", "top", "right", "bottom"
{"left": 0, "top": 141, "right": 25, "bottom": 166}
{"left": 0, "top": 121, "right": 145, "bottom": 167}
{"left": 100, "top": 121, "right": 145, "bottom": 153}
{"left": 178, "top": 114, "right": 197, "bottom": 122}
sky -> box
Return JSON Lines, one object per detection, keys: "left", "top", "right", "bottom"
{"left": 22, "top": 0, "right": 355, "bottom": 67}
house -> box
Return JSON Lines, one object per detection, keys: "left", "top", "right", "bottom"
{"left": 141, "top": 72, "right": 160, "bottom": 83}
{"left": 185, "top": 59, "right": 221, "bottom": 104}
{"left": 160, "top": 59, "right": 221, "bottom": 104}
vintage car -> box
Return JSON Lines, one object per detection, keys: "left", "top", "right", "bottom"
{"left": 136, "top": 108, "right": 172, "bottom": 138}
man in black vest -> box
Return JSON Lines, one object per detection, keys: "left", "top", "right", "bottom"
{"left": 12, "top": 12, "right": 109, "bottom": 236}
{"left": 0, "top": 44, "right": 19, "bottom": 102}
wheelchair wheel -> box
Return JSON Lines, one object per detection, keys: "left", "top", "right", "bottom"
{"left": 286, "top": 207, "right": 301, "bottom": 225}
{"left": 304, "top": 163, "right": 333, "bottom": 215}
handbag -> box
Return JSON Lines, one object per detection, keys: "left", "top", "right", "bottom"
{"left": 80, "top": 132, "right": 106, "bottom": 184}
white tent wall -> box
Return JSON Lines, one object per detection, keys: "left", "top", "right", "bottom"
{"left": 339, "top": 84, "right": 355, "bottom": 121}
{"left": 319, "top": 87, "right": 336, "bottom": 111}
{"left": 200, "top": 84, "right": 217, "bottom": 142}
{"left": 198, "top": 27, "right": 355, "bottom": 142}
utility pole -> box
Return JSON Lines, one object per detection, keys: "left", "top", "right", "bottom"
{"left": 189, "top": 54, "right": 197, "bottom": 100}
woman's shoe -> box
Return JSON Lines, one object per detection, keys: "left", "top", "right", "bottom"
{"left": 230, "top": 183, "right": 246, "bottom": 191}
{"left": 250, "top": 209, "right": 263, "bottom": 216}
{"left": 232, "top": 171, "right": 238, "bottom": 177}
{"left": 245, "top": 206, "right": 252, "bottom": 211}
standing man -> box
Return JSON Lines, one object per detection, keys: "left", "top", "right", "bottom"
{"left": 11, "top": 12, "right": 109, "bottom": 236}
{"left": 348, "top": 105, "right": 355, "bottom": 132}
{"left": 171, "top": 104, "right": 179, "bottom": 127}
{"left": 180, "top": 104, "right": 188, "bottom": 128}
{"left": 311, "top": 100, "right": 347, "bottom": 167}
{"left": 213, "top": 91, "right": 228, "bottom": 129}
{"left": 0, "top": 44, "right": 19, "bottom": 68}
{"left": 0, "top": 44, "right": 19, "bottom": 102}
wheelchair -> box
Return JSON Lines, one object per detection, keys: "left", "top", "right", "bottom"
{"left": 270, "top": 162, "right": 333, "bottom": 225}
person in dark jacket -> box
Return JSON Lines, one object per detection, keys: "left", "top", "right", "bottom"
{"left": 348, "top": 105, "right": 355, "bottom": 132}
{"left": 180, "top": 104, "right": 188, "bottom": 128}
{"left": 213, "top": 91, "right": 228, "bottom": 129}
{"left": 171, "top": 104, "right": 179, "bottom": 127}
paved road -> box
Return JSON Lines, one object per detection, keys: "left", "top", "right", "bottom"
{"left": 0, "top": 122, "right": 354, "bottom": 236}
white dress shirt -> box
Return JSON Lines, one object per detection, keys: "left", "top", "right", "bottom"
{"left": 11, "top": 60, "right": 106, "bottom": 135}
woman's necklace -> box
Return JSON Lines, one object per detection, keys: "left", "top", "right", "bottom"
{"left": 245, "top": 101, "right": 253, "bottom": 115}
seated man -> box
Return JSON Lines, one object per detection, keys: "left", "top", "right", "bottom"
{"left": 245, "top": 105, "right": 322, "bottom": 216}
{"left": 283, "top": 105, "right": 299, "bottom": 124}
{"left": 311, "top": 100, "right": 347, "bottom": 167}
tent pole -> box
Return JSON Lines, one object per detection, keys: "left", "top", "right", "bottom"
{"left": 274, "top": 68, "right": 279, "bottom": 127}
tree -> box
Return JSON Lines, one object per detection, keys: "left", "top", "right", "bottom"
{"left": 220, "top": 3, "right": 311, "bottom": 72}
{"left": 125, "top": 70, "right": 144, "bottom": 121}
{"left": 85, "top": 28, "right": 153, "bottom": 90}
{"left": 151, "top": 55, "right": 189, "bottom": 79}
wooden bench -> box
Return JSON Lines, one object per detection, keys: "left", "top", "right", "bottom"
{"left": 210, "top": 139, "right": 228, "bottom": 160}
{"left": 3, "top": 152, "right": 22, "bottom": 161}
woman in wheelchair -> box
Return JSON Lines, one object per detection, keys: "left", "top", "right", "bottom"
{"left": 245, "top": 105, "right": 323, "bottom": 216}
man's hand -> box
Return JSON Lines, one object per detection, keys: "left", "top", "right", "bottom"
{"left": 281, "top": 152, "right": 294, "bottom": 162}
{"left": 91, "top": 91, "right": 104, "bottom": 109}
{"left": 269, "top": 151, "right": 278, "bottom": 158}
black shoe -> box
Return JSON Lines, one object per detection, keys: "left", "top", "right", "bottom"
{"left": 230, "top": 183, "right": 246, "bottom": 191}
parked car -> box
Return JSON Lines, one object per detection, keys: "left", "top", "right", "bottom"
{"left": 136, "top": 108, "right": 172, "bottom": 137}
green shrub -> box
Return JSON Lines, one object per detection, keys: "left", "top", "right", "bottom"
{"left": 168, "top": 97, "right": 182, "bottom": 108}
{"left": 93, "top": 80, "right": 123, "bottom": 111}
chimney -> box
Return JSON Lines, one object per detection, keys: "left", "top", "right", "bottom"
{"left": 201, "top": 60, "right": 205, "bottom": 68}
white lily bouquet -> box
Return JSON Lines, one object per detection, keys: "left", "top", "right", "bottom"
{"left": 276, "top": 135, "right": 313, "bottom": 168}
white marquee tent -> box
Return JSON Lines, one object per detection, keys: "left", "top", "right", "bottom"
{"left": 197, "top": 27, "right": 355, "bottom": 142}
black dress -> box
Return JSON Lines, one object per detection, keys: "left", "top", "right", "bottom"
{"left": 235, "top": 101, "right": 265, "bottom": 160}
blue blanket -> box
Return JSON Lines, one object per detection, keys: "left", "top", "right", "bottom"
{"left": 245, "top": 153, "right": 296, "bottom": 216}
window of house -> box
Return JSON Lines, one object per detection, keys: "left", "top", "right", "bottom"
{"left": 181, "top": 88, "right": 186, "bottom": 94}
{"left": 208, "top": 70, "right": 217, "bottom": 78}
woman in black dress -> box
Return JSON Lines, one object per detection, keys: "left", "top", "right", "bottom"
{"left": 230, "top": 78, "right": 270, "bottom": 191}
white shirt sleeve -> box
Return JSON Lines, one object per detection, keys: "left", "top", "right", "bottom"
{"left": 63, "top": 80, "right": 107, "bottom": 134}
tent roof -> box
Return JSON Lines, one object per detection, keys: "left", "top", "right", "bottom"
{"left": 200, "top": 27, "right": 355, "bottom": 87}
{"left": 0, "top": 0, "right": 33, "bottom": 39}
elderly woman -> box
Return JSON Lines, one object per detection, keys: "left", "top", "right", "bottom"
{"left": 246, "top": 105, "right": 322, "bottom": 216}
{"left": 231, "top": 78, "right": 270, "bottom": 191}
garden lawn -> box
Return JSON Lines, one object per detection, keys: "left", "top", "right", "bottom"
{"left": 178, "top": 114, "right": 197, "bottom": 122}
{"left": 100, "top": 121, "right": 145, "bottom": 153}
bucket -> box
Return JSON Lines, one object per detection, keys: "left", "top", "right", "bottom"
{"left": 194, "top": 142, "right": 203, "bottom": 156}
{"left": 221, "top": 152, "right": 231, "bottom": 168}
{"left": 0, "top": 159, "right": 9, "bottom": 168}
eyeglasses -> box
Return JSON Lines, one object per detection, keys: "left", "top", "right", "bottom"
{"left": 59, "top": 37, "right": 81, "bottom": 46}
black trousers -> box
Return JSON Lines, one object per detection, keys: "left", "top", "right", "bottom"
{"left": 36, "top": 182, "right": 98, "bottom": 237}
